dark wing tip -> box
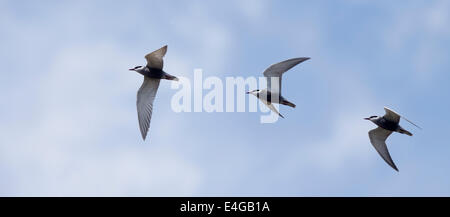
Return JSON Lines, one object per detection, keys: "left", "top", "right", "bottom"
{"left": 295, "top": 57, "right": 310, "bottom": 66}
{"left": 141, "top": 131, "right": 147, "bottom": 141}
{"left": 388, "top": 158, "right": 399, "bottom": 172}
{"left": 299, "top": 57, "right": 310, "bottom": 61}
{"left": 393, "top": 166, "right": 399, "bottom": 172}
{"left": 295, "top": 57, "right": 310, "bottom": 63}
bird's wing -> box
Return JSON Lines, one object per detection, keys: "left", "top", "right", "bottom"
{"left": 384, "top": 107, "right": 422, "bottom": 130}
{"left": 264, "top": 101, "right": 284, "bottom": 118}
{"left": 383, "top": 107, "right": 401, "bottom": 123}
{"left": 263, "top": 57, "right": 309, "bottom": 94}
{"left": 368, "top": 127, "right": 398, "bottom": 171}
{"left": 137, "top": 77, "right": 161, "bottom": 140}
{"left": 144, "top": 45, "right": 167, "bottom": 69}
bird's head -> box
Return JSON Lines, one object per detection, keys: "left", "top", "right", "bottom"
{"left": 246, "top": 89, "right": 260, "bottom": 96}
{"left": 129, "top": 66, "right": 143, "bottom": 71}
{"left": 364, "top": 115, "right": 379, "bottom": 121}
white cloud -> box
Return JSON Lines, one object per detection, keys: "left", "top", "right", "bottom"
{"left": 166, "top": 1, "right": 235, "bottom": 74}
{"left": 1, "top": 0, "right": 448, "bottom": 196}
{"left": 384, "top": 1, "right": 450, "bottom": 48}
{"left": 234, "top": 0, "right": 269, "bottom": 22}
{"left": 0, "top": 2, "right": 208, "bottom": 195}
{"left": 281, "top": 74, "right": 379, "bottom": 173}
{"left": 382, "top": 0, "right": 450, "bottom": 84}
{"left": 425, "top": 0, "right": 450, "bottom": 35}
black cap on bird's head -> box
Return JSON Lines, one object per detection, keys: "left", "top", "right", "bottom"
{"left": 246, "top": 89, "right": 260, "bottom": 94}
{"left": 364, "top": 115, "right": 378, "bottom": 120}
{"left": 129, "top": 66, "right": 143, "bottom": 71}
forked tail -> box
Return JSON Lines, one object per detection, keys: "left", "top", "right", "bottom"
{"left": 281, "top": 99, "right": 296, "bottom": 108}
{"left": 398, "top": 127, "right": 413, "bottom": 136}
{"left": 165, "top": 73, "right": 179, "bottom": 81}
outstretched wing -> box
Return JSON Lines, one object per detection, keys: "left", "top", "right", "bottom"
{"left": 384, "top": 107, "right": 422, "bottom": 129}
{"left": 263, "top": 57, "right": 309, "bottom": 94}
{"left": 137, "top": 77, "right": 161, "bottom": 140}
{"left": 383, "top": 107, "right": 401, "bottom": 123}
{"left": 368, "top": 127, "right": 398, "bottom": 171}
{"left": 145, "top": 45, "right": 167, "bottom": 69}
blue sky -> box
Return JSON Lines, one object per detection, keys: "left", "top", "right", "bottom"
{"left": 1, "top": 0, "right": 450, "bottom": 196}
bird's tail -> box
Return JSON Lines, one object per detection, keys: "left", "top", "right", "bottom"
{"left": 165, "top": 74, "right": 179, "bottom": 81}
{"left": 398, "top": 127, "right": 413, "bottom": 136}
{"left": 281, "top": 99, "right": 296, "bottom": 108}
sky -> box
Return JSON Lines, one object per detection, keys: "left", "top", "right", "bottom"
{"left": 1, "top": 0, "right": 450, "bottom": 196}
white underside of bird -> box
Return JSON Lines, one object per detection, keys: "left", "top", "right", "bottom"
{"left": 247, "top": 57, "right": 310, "bottom": 118}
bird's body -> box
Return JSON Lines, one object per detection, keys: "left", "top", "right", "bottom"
{"left": 247, "top": 57, "right": 309, "bottom": 118}
{"left": 365, "top": 107, "right": 419, "bottom": 171}
{"left": 253, "top": 89, "right": 295, "bottom": 107}
{"left": 130, "top": 45, "right": 178, "bottom": 140}
{"left": 369, "top": 116, "right": 411, "bottom": 134}
{"left": 134, "top": 66, "right": 178, "bottom": 80}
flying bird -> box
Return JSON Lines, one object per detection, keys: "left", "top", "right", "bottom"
{"left": 129, "top": 45, "right": 179, "bottom": 140}
{"left": 246, "top": 57, "right": 310, "bottom": 118}
{"left": 365, "top": 107, "right": 421, "bottom": 171}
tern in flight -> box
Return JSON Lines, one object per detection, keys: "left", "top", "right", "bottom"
{"left": 365, "top": 107, "right": 421, "bottom": 171}
{"left": 246, "top": 57, "right": 310, "bottom": 118}
{"left": 129, "top": 45, "right": 178, "bottom": 140}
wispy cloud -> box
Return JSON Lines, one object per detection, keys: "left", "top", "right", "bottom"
{"left": 0, "top": 0, "right": 449, "bottom": 196}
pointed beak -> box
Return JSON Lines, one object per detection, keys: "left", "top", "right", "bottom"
{"left": 246, "top": 91, "right": 250, "bottom": 94}
{"left": 129, "top": 68, "right": 134, "bottom": 71}
{"left": 364, "top": 117, "right": 370, "bottom": 120}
